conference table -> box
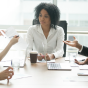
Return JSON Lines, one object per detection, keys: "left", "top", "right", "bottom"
{"left": 0, "top": 57, "right": 88, "bottom": 88}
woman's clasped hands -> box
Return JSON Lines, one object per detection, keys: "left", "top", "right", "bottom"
{"left": 37, "top": 53, "right": 55, "bottom": 61}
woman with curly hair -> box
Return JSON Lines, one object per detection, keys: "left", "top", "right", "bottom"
{"left": 27, "top": 3, "right": 64, "bottom": 61}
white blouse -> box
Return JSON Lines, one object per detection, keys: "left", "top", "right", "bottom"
{"left": 26, "top": 24, "right": 64, "bottom": 58}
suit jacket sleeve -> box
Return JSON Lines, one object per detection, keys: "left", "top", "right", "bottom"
{"left": 78, "top": 46, "right": 88, "bottom": 57}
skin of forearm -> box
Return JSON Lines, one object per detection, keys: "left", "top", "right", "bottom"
{"left": 0, "top": 42, "right": 12, "bottom": 61}
{"left": 76, "top": 43, "right": 82, "bottom": 50}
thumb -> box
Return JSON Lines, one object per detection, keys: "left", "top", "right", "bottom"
{"left": 73, "top": 36, "right": 76, "bottom": 40}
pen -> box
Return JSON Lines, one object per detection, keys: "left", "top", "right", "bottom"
{"left": 80, "top": 59, "right": 85, "bottom": 61}
{"left": 9, "top": 35, "right": 19, "bottom": 38}
{"left": 7, "top": 79, "right": 9, "bottom": 84}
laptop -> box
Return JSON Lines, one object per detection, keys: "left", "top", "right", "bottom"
{"left": 47, "top": 63, "right": 72, "bottom": 71}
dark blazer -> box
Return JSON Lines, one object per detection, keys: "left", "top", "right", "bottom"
{"left": 78, "top": 46, "right": 88, "bottom": 57}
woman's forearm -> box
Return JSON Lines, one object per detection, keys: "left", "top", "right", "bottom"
{"left": 0, "top": 42, "right": 12, "bottom": 61}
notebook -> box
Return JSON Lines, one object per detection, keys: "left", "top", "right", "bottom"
{"left": 47, "top": 63, "right": 72, "bottom": 71}
{"left": 79, "top": 65, "right": 88, "bottom": 70}
{"left": 37, "top": 59, "right": 55, "bottom": 63}
{"left": 77, "top": 70, "right": 88, "bottom": 76}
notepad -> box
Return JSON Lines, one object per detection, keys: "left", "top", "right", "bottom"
{"left": 47, "top": 63, "right": 72, "bottom": 71}
{"left": 77, "top": 70, "right": 88, "bottom": 76}
{"left": 0, "top": 57, "right": 26, "bottom": 67}
{"left": 77, "top": 72, "right": 88, "bottom": 76}
{"left": 37, "top": 59, "right": 55, "bottom": 63}
{"left": 12, "top": 73, "right": 32, "bottom": 79}
{"left": 79, "top": 65, "right": 88, "bottom": 70}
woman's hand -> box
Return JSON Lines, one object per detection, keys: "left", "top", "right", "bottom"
{"left": 0, "top": 30, "right": 5, "bottom": 36}
{"left": 45, "top": 54, "right": 51, "bottom": 61}
{"left": 45, "top": 54, "right": 55, "bottom": 61}
{"left": 75, "top": 58, "right": 88, "bottom": 65}
{"left": 0, "top": 67, "right": 14, "bottom": 80}
{"left": 10, "top": 35, "right": 19, "bottom": 45}
{"left": 37, "top": 53, "right": 44, "bottom": 61}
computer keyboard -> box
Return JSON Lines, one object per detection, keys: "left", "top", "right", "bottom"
{"left": 47, "top": 63, "right": 61, "bottom": 69}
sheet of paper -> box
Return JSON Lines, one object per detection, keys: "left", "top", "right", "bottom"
{"left": 0, "top": 61, "right": 11, "bottom": 67}
{"left": 12, "top": 73, "right": 32, "bottom": 80}
{"left": 65, "top": 56, "right": 87, "bottom": 67}
{"left": 79, "top": 65, "right": 88, "bottom": 70}
{"left": 65, "top": 56, "right": 87, "bottom": 61}
{"left": 1, "top": 27, "right": 27, "bottom": 50}
{"left": 37, "top": 59, "right": 55, "bottom": 63}
{"left": 63, "top": 76, "right": 88, "bottom": 82}
{"left": 70, "top": 62, "right": 79, "bottom": 67}
{"left": 28, "top": 58, "right": 55, "bottom": 63}
{"left": 77, "top": 70, "right": 88, "bottom": 76}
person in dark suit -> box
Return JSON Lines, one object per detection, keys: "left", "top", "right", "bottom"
{"left": 63, "top": 36, "right": 88, "bottom": 65}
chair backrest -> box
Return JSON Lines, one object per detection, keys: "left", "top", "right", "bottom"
{"left": 58, "top": 21, "right": 67, "bottom": 57}
{"left": 32, "top": 19, "right": 67, "bottom": 57}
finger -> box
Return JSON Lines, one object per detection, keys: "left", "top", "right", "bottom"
{"left": 2, "top": 30, "right": 5, "bottom": 33}
{"left": 73, "top": 36, "right": 77, "bottom": 40}
{"left": 14, "top": 35, "right": 19, "bottom": 38}
{"left": 8, "top": 71, "right": 14, "bottom": 75}
{"left": 40, "top": 53, "right": 42, "bottom": 56}
{"left": 6, "top": 67, "right": 13, "bottom": 71}
{"left": 75, "top": 59, "right": 84, "bottom": 65}
{"left": 7, "top": 75, "right": 13, "bottom": 79}
{"left": 83, "top": 58, "right": 88, "bottom": 64}
{"left": 63, "top": 41, "right": 70, "bottom": 45}
{"left": 46, "top": 54, "right": 50, "bottom": 61}
{"left": 63, "top": 41, "right": 71, "bottom": 43}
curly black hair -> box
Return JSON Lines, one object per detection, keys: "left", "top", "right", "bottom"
{"left": 34, "top": 3, "right": 60, "bottom": 29}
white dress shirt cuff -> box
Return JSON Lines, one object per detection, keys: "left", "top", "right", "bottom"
{"left": 78, "top": 45, "right": 83, "bottom": 52}
{"left": 53, "top": 53, "right": 59, "bottom": 59}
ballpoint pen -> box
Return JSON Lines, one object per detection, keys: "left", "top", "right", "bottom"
{"left": 80, "top": 59, "right": 85, "bottom": 61}
{"left": 9, "top": 35, "right": 19, "bottom": 38}
{"left": 7, "top": 79, "right": 9, "bottom": 84}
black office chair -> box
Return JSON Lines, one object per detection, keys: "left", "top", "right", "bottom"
{"left": 58, "top": 21, "right": 67, "bottom": 57}
{"left": 32, "top": 19, "right": 67, "bottom": 57}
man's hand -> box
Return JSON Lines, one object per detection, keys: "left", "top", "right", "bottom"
{"left": 75, "top": 58, "right": 88, "bottom": 65}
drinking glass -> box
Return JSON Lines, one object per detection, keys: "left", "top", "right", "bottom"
{"left": 69, "top": 52, "right": 77, "bottom": 63}
{"left": 11, "top": 58, "right": 20, "bottom": 70}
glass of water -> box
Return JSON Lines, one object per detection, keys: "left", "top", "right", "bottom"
{"left": 69, "top": 52, "right": 77, "bottom": 63}
{"left": 11, "top": 58, "right": 20, "bottom": 70}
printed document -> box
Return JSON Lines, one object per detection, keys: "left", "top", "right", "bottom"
{"left": 1, "top": 27, "right": 27, "bottom": 50}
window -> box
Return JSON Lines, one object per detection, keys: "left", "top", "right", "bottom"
{"left": 0, "top": 0, "right": 88, "bottom": 56}
{"left": 0, "top": 0, "right": 52, "bottom": 25}
{"left": 57, "top": 0, "right": 88, "bottom": 31}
